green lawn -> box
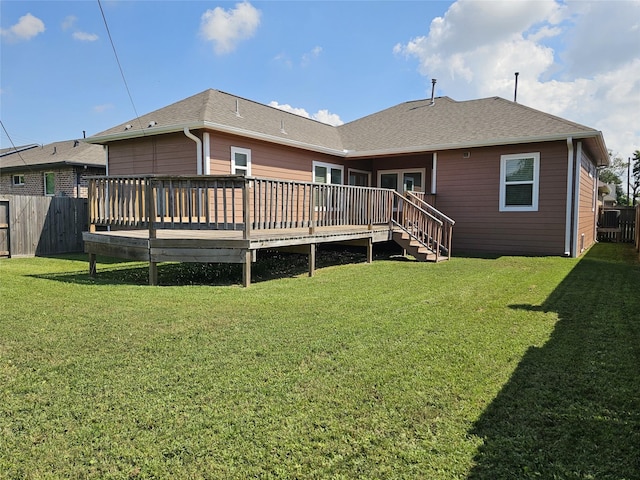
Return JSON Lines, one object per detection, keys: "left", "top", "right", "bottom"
{"left": 1, "top": 243, "right": 638, "bottom": 479}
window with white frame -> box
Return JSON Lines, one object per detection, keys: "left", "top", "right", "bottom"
{"left": 348, "top": 168, "right": 371, "bottom": 187}
{"left": 231, "top": 147, "right": 251, "bottom": 176}
{"left": 313, "top": 161, "right": 343, "bottom": 185}
{"left": 12, "top": 174, "right": 25, "bottom": 186}
{"left": 44, "top": 172, "right": 55, "bottom": 196}
{"left": 499, "top": 153, "right": 540, "bottom": 211}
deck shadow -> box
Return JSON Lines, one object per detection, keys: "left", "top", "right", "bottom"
{"left": 467, "top": 244, "right": 640, "bottom": 479}
{"left": 30, "top": 246, "right": 389, "bottom": 286}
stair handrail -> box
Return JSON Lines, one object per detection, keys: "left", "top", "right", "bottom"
{"left": 404, "top": 191, "right": 455, "bottom": 260}
{"left": 391, "top": 191, "right": 445, "bottom": 261}
{"left": 405, "top": 191, "right": 455, "bottom": 226}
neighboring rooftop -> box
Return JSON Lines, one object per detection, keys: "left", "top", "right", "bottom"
{"left": 0, "top": 139, "right": 105, "bottom": 172}
{"left": 85, "top": 89, "right": 609, "bottom": 164}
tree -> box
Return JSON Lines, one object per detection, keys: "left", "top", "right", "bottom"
{"left": 599, "top": 152, "right": 628, "bottom": 205}
{"left": 631, "top": 150, "right": 640, "bottom": 206}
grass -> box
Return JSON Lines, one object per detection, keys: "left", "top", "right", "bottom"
{"left": 0, "top": 243, "right": 639, "bottom": 479}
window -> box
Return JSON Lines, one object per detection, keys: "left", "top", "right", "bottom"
{"left": 313, "top": 161, "right": 343, "bottom": 185}
{"left": 12, "top": 175, "right": 25, "bottom": 186}
{"left": 231, "top": 147, "right": 251, "bottom": 176}
{"left": 44, "top": 172, "right": 55, "bottom": 196}
{"left": 499, "top": 153, "right": 540, "bottom": 211}
{"left": 348, "top": 169, "right": 371, "bottom": 187}
{"left": 377, "top": 169, "right": 425, "bottom": 193}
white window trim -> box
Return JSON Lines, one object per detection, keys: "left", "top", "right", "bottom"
{"left": 12, "top": 174, "right": 25, "bottom": 186}
{"left": 377, "top": 168, "right": 427, "bottom": 192}
{"left": 347, "top": 168, "right": 371, "bottom": 186}
{"left": 44, "top": 172, "right": 55, "bottom": 196}
{"left": 230, "top": 146, "right": 251, "bottom": 176}
{"left": 499, "top": 152, "right": 540, "bottom": 212}
{"left": 313, "top": 161, "right": 344, "bottom": 185}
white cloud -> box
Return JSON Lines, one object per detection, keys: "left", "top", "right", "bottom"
{"left": 73, "top": 31, "right": 99, "bottom": 42}
{"left": 1, "top": 13, "right": 45, "bottom": 42}
{"left": 274, "top": 52, "right": 293, "bottom": 68}
{"left": 93, "top": 104, "right": 114, "bottom": 113}
{"left": 302, "top": 46, "right": 322, "bottom": 66}
{"left": 395, "top": 0, "right": 640, "bottom": 157}
{"left": 269, "top": 101, "right": 344, "bottom": 126}
{"left": 200, "top": 1, "right": 260, "bottom": 55}
{"left": 312, "top": 109, "right": 343, "bottom": 127}
{"left": 62, "top": 15, "right": 77, "bottom": 31}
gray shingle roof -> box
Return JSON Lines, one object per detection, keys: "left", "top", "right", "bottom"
{"left": 86, "top": 89, "right": 608, "bottom": 163}
{"left": 90, "top": 89, "right": 344, "bottom": 152}
{"left": 0, "top": 139, "right": 105, "bottom": 171}
{"left": 338, "top": 96, "right": 603, "bottom": 155}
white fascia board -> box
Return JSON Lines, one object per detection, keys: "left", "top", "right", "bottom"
{"left": 200, "top": 121, "right": 347, "bottom": 157}
{"left": 344, "top": 132, "right": 607, "bottom": 159}
{"left": 84, "top": 121, "right": 348, "bottom": 158}
{"left": 83, "top": 123, "right": 609, "bottom": 165}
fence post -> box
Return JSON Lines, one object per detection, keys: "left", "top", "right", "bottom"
{"left": 88, "top": 178, "right": 96, "bottom": 233}
{"left": 309, "top": 184, "right": 316, "bottom": 235}
{"left": 146, "top": 178, "right": 158, "bottom": 286}
{"left": 243, "top": 178, "right": 251, "bottom": 240}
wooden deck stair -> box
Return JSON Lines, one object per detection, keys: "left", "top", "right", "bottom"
{"left": 392, "top": 231, "right": 446, "bottom": 262}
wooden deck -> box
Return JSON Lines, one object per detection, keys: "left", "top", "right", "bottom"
{"left": 84, "top": 224, "right": 395, "bottom": 286}
{"left": 84, "top": 175, "right": 454, "bottom": 286}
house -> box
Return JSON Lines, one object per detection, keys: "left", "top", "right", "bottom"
{"left": 0, "top": 139, "right": 105, "bottom": 198}
{"left": 85, "top": 89, "right": 608, "bottom": 260}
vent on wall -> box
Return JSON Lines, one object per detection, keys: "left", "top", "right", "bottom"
{"left": 463, "top": 152, "right": 470, "bottom": 158}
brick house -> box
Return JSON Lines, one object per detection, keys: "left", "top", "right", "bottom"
{"left": 0, "top": 140, "right": 105, "bottom": 198}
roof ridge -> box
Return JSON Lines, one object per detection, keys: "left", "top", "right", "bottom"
{"left": 491, "top": 96, "right": 597, "bottom": 132}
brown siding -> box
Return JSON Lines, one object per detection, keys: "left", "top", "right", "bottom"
{"left": 108, "top": 133, "right": 198, "bottom": 175}
{"left": 436, "top": 142, "right": 569, "bottom": 255}
{"left": 577, "top": 146, "right": 597, "bottom": 254}
{"left": 208, "top": 131, "right": 342, "bottom": 182}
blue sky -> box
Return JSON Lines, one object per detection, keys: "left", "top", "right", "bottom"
{"left": 1, "top": 0, "right": 639, "bottom": 160}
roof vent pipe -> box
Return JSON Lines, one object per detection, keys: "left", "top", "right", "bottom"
{"left": 514, "top": 72, "right": 519, "bottom": 102}
{"left": 429, "top": 79, "right": 437, "bottom": 106}
{"left": 235, "top": 99, "right": 241, "bottom": 117}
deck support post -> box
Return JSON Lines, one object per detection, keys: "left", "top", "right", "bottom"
{"left": 366, "top": 237, "right": 373, "bottom": 263}
{"left": 242, "top": 250, "right": 252, "bottom": 287}
{"left": 89, "top": 253, "right": 97, "bottom": 277}
{"left": 149, "top": 261, "right": 158, "bottom": 286}
{"left": 308, "top": 243, "right": 316, "bottom": 277}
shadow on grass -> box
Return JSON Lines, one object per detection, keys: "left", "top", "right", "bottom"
{"left": 30, "top": 245, "right": 397, "bottom": 286}
{"left": 468, "top": 243, "right": 640, "bottom": 479}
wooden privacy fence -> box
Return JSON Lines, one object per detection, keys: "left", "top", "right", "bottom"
{"left": 598, "top": 207, "right": 637, "bottom": 243}
{"left": 636, "top": 205, "right": 640, "bottom": 257}
{"left": 0, "top": 194, "right": 88, "bottom": 257}
{"left": 88, "top": 175, "right": 396, "bottom": 237}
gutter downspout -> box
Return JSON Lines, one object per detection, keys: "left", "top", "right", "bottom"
{"left": 431, "top": 152, "right": 437, "bottom": 194}
{"left": 104, "top": 145, "right": 109, "bottom": 176}
{"left": 571, "top": 142, "right": 583, "bottom": 257}
{"left": 184, "top": 127, "right": 203, "bottom": 175}
{"left": 203, "top": 132, "right": 211, "bottom": 175}
{"left": 564, "top": 137, "right": 574, "bottom": 256}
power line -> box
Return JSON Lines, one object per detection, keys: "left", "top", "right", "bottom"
{"left": 0, "top": 120, "right": 34, "bottom": 171}
{"left": 97, "top": 0, "right": 145, "bottom": 132}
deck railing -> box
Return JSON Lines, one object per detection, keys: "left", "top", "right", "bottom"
{"left": 88, "top": 175, "right": 395, "bottom": 239}
{"left": 406, "top": 191, "right": 455, "bottom": 259}
{"left": 392, "top": 193, "right": 446, "bottom": 261}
